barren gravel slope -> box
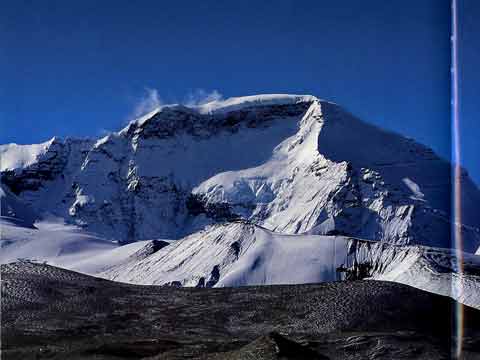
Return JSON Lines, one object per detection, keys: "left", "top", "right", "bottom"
{"left": 2, "top": 262, "right": 480, "bottom": 359}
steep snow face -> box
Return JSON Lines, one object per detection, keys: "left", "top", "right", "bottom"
{"left": 1, "top": 138, "right": 94, "bottom": 210}
{"left": 193, "top": 100, "right": 480, "bottom": 251}
{"left": 1, "top": 97, "right": 313, "bottom": 243}
{"left": 100, "top": 222, "right": 350, "bottom": 287}
{"left": 68, "top": 101, "right": 313, "bottom": 242}
{"left": 316, "top": 102, "right": 480, "bottom": 250}
{"left": 1, "top": 94, "right": 479, "bottom": 251}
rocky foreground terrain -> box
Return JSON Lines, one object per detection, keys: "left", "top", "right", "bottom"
{"left": 2, "top": 262, "right": 480, "bottom": 359}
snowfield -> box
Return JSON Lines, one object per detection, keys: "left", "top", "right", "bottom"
{"left": 0, "top": 217, "right": 117, "bottom": 270}
{"left": 1, "top": 93, "right": 480, "bottom": 309}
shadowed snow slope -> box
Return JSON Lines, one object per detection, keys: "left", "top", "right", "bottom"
{"left": 0, "top": 216, "right": 171, "bottom": 275}
{"left": 1, "top": 94, "right": 479, "bottom": 251}
{"left": 0, "top": 218, "right": 116, "bottom": 268}
{"left": 0, "top": 184, "right": 37, "bottom": 228}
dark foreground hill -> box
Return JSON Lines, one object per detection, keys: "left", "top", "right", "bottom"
{"left": 2, "top": 262, "right": 480, "bottom": 359}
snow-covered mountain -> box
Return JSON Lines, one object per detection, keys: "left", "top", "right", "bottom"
{"left": 1, "top": 94, "right": 480, "bottom": 309}
{"left": 2, "top": 94, "right": 479, "bottom": 251}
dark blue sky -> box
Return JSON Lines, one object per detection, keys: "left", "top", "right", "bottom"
{"left": 457, "top": 0, "right": 480, "bottom": 185}
{"left": 0, "top": 1, "right": 478, "bottom": 183}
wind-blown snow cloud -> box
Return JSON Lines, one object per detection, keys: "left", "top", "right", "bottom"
{"left": 184, "top": 89, "right": 223, "bottom": 107}
{"left": 97, "top": 128, "right": 112, "bottom": 136}
{"left": 133, "top": 88, "right": 162, "bottom": 117}
{"left": 131, "top": 88, "right": 223, "bottom": 120}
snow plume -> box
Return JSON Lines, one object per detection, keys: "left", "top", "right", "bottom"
{"left": 131, "top": 88, "right": 222, "bottom": 119}
{"left": 184, "top": 89, "right": 223, "bottom": 107}
{"left": 97, "top": 128, "right": 112, "bottom": 136}
{"left": 133, "top": 88, "right": 162, "bottom": 117}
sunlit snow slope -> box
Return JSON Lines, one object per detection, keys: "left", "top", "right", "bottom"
{"left": 100, "top": 222, "right": 349, "bottom": 286}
